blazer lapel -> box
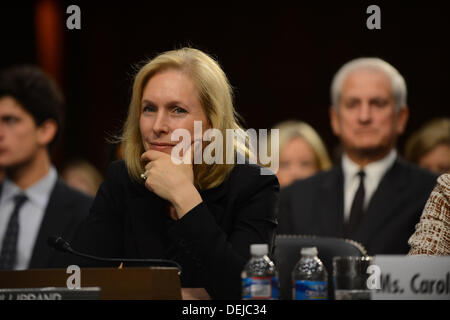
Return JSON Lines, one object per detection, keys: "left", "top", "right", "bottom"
{"left": 316, "top": 167, "right": 345, "bottom": 237}
{"left": 352, "top": 159, "right": 408, "bottom": 245}
{"left": 29, "top": 179, "right": 73, "bottom": 268}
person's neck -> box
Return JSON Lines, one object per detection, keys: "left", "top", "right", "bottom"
{"left": 6, "top": 150, "right": 52, "bottom": 190}
{"left": 345, "top": 148, "right": 392, "bottom": 168}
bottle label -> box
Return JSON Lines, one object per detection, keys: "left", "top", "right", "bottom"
{"left": 242, "top": 277, "right": 278, "bottom": 300}
{"left": 293, "top": 280, "right": 327, "bottom": 300}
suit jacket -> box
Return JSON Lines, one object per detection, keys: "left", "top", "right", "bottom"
{"left": 28, "top": 178, "right": 93, "bottom": 268}
{"left": 278, "top": 158, "right": 437, "bottom": 255}
{"left": 70, "top": 160, "right": 279, "bottom": 300}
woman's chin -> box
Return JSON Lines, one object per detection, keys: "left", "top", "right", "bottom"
{"left": 150, "top": 145, "right": 173, "bottom": 154}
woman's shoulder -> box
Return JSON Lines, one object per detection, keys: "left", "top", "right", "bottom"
{"left": 97, "top": 159, "right": 151, "bottom": 202}
{"left": 201, "top": 163, "right": 279, "bottom": 207}
{"left": 230, "top": 162, "right": 275, "bottom": 178}
{"left": 103, "top": 159, "right": 142, "bottom": 191}
{"left": 227, "top": 163, "right": 279, "bottom": 194}
{"left": 106, "top": 159, "right": 128, "bottom": 174}
{"left": 102, "top": 160, "right": 130, "bottom": 183}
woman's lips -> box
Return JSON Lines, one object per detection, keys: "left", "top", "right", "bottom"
{"left": 150, "top": 143, "right": 175, "bottom": 152}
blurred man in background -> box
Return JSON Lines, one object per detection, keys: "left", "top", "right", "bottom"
{"left": 278, "top": 58, "right": 437, "bottom": 255}
{"left": 0, "top": 66, "right": 92, "bottom": 270}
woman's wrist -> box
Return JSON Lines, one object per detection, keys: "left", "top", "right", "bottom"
{"left": 172, "top": 183, "right": 203, "bottom": 218}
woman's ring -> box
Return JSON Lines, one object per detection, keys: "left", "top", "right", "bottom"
{"left": 140, "top": 172, "right": 148, "bottom": 180}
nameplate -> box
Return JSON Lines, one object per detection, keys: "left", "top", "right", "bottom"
{"left": 372, "top": 255, "right": 450, "bottom": 300}
{"left": 0, "top": 287, "right": 101, "bottom": 300}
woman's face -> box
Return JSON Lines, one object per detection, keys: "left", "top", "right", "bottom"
{"left": 277, "top": 137, "right": 319, "bottom": 187}
{"left": 62, "top": 168, "right": 97, "bottom": 196}
{"left": 140, "top": 69, "right": 210, "bottom": 155}
{"left": 418, "top": 143, "right": 450, "bottom": 174}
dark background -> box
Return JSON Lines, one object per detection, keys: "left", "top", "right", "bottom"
{"left": 1, "top": 1, "right": 448, "bottom": 175}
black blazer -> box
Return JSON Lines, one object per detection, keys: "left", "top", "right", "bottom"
{"left": 28, "top": 178, "right": 93, "bottom": 268}
{"left": 71, "top": 160, "right": 279, "bottom": 300}
{"left": 278, "top": 158, "right": 437, "bottom": 255}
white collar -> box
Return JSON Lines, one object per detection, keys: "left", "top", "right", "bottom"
{"left": 342, "top": 149, "right": 397, "bottom": 182}
{"left": 0, "top": 166, "right": 58, "bottom": 209}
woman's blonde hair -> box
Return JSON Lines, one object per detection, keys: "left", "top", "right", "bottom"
{"left": 122, "top": 47, "right": 250, "bottom": 190}
{"left": 404, "top": 117, "right": 450, "bottom": 164}
{"left": 272, "top": 120, "right": 332, "bottom": 171}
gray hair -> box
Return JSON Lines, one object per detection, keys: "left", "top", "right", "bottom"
{"left": 330, "top": 57, "right": 407, "bottom": 112}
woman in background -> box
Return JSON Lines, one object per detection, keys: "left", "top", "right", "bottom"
{"left": 404, "top": 118, "right": 450, "bottom": 174}
{"left": 61, "top": 159, "right": 103, "bottom": 196}
{"left": 272, "top": 120, "right": 332, "bottom": 187}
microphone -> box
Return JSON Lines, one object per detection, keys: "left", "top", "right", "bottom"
{"left": 47, "top": 236, "right": 182, "bottom": 275}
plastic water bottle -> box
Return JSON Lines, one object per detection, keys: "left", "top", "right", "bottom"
{"left": 292, "top": 246, "right": 328, "bottom": 300}
{"left": 241, "top": 244, "right": 279, "bottom": 300}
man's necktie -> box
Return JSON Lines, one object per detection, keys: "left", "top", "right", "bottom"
{"left": 0, "top": 194, "right": 28, "bottom": 270}
{"left": 346, "top": 171, "right": 365, "bottom": 237}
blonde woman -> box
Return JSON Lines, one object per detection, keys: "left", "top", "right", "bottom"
{"left": 273, "top": 120, "right": 332, "bottom": 187}
{"left": 71, "top": 48, "right": 279, "bottom": 299}
{"left": 404, "top": 118, "right": 450, "bottom": 174}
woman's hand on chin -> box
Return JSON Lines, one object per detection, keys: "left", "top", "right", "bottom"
{"left": 140, "top": 149, "right": 202, "bottom": 218}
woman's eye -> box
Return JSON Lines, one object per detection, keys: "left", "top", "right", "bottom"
{"left": 142, "top": 105, "right": 156, "bottom": 113}
{"left": 279, "top": 161, "right": 289, "bottom": 169}
{"left": 173, "top": 106, "right": 187, "bottom": 114}
{"left": 299, "top": 161, "right": 313, "bottom": 168}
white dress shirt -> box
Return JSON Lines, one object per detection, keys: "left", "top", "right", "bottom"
{"left": 0, "top": 166, "right": 57, "bottom": 270}
{"left": 342, "top": 150, "right": 397, "bottom": 223}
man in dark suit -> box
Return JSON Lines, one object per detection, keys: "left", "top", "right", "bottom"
{"left": 0, "top": 66, "right": 93, "bottom": 270}
{"left": 278, "top": 58, "right": 437, "bottom": 255}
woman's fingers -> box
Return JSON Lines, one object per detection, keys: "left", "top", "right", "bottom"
{"left": 140, "top": 149, "right": 167, "bottom": 163}
{"left": 144, "top": 162, "right": 153, "bottom": 171}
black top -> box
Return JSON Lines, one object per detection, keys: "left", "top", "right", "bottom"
{"left": 71, "top": 160, "right": 279, "bottom": 299}
{"left": 278, "top": 158, "right": 437, "bottom": 255}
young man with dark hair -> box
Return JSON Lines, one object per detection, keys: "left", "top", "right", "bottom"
{"left": 0, "top": 66, "right": 93, "bottom": 270}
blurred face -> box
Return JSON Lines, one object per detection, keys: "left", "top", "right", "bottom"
{"left": 140, "top": 69, "right": 210, "bottom": 155}
{"left": 331, "top": 69, "right": 408, "bottom": 160}
{"left": 277, "top": 137, "right": 319, "bottom": 187}
{"left": 63, "top": 168, "right": 97, "bottom": 196}
{"left": 0, "top": 96, "right": 41, "bottom": 169}
{"left": 419, "top": 143, "right": 450, "bottom": 174}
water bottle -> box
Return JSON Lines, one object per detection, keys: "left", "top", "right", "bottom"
{"left": 292, "top": 246, "right": 328, "bottom": 300}
{"left": 241, "top": 244, "right": 279, "bottom": 300}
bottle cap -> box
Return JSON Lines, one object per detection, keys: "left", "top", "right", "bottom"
{"left": 250, "top": 244, "right": 268, "bottom": 256}
{"left": 301, "top": 246, "right": 318, "bottom": 256}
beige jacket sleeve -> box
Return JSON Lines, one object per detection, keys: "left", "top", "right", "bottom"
{"left": 408, "top": 173, "right": 450, "bottom": 256}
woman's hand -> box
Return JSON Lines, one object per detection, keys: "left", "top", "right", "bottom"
{"left": 140, "top": 149, "right": 202, "bottom": 219}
